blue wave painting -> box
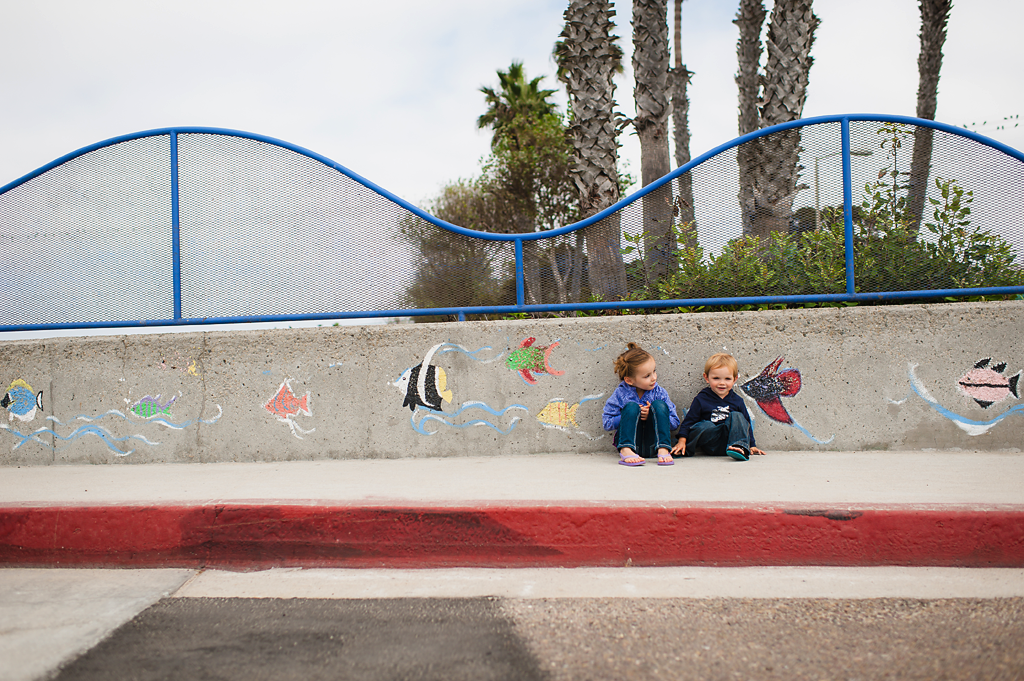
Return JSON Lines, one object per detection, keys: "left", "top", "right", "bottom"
{"left": 2, "top": 405, "right": 223, "bottom": 456}
{"left": 410, "top": 401, "right": 528, "bottom": 436}
{"left": 0, "top": 422, "right": 161, "bottom": 457}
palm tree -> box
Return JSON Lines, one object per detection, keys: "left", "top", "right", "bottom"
{"left": 669, "top": 0, "right": 696, "bottom": 245}
{"left": 555, "top": 0, "right": 628, "bottom": 301}
{"left": 477, "top": 63, "right": 566, "bottom": 305}
{"left": 477, "top": 62, "right": 558, "bottom": 150}
{"left": 907, "top": 0, "right": 953, "bottom": 233}
{"left": 737, "top": 0, "right": 819, "bottom": 239}
{"left": 734, "top": 0, "right": 766, "bottom": 235}
{"left": 632, "top": 0, "right": 674, "bottom": 282}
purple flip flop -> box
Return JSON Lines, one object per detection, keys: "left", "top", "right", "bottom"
{"left": 618, "top": 456, "right": 645, "bottom": 467}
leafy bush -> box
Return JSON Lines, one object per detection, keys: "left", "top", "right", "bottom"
{"left": 640, "top": 126, "right": 1024, "bottom": 312}
{"left": 646, "top": 196, "right": 1024, "bottom": 310}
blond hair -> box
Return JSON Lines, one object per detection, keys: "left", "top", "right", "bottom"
{"left": 704, "top": 352, "right": 738, "bottom": 378}
{"left": 613, "top": 342, "right": 653, "bottom": 380}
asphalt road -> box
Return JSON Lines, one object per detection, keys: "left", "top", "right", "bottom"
{"left": 52, "top": 596, "right": 1024, "bottom": 681}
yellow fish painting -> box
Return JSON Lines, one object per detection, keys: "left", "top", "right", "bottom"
{"left": 536, "top": 399, "right": 580, "bottom": 428}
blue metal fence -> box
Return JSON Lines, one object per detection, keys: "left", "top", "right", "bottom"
{"left": 0, "top": 114, "right": 1022, "bottom": 331}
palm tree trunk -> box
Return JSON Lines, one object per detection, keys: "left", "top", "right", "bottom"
{"left": 907, "top": 0, "right": 952, "bottom": 233}
{"left": 748, "top": 0, "right": 819, "bottom": 240}
{"left": 570, "top": 229, "right": 584, "bottom": 303}
{"left": 734, "top": 0, "right": 766, "bottom": 235}
{"left": 556, "top": 0, "right": 628, "bottom": 301}
{"left": 633, "top": 0, "right": 675, "bottom": 282}
{"left": 670, "top": 0, "right": 696, "bottom": 248}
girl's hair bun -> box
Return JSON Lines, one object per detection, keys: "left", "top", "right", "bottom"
{"left": 613, "top": 342, "right": 653, "bottom": 380}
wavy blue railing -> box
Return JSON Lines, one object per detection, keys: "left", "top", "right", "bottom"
{"left": 0, "top": 114, "right": 1022, "bottom": 331}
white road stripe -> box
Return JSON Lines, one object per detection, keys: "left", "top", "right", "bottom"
{"left": 173, "top": 566, "right": 1024, "bottom": 600}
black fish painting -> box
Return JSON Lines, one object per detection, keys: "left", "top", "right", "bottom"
{"left": 392, "top": 343, "right": 453, "bottom": 412}
{"left": 740, "top": 356, "right": 802, "bottom": 424}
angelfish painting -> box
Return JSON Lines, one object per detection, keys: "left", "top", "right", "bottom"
{"left": 393, "top": 343, "right": 453, "bottom": 412}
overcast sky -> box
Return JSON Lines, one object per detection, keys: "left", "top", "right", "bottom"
{"left": 2, "top": 0, "right": 1022, "bottom": 207}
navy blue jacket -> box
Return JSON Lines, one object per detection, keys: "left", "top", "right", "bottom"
{"left": 677, "top": 387, "right": 756, "bottom": 447}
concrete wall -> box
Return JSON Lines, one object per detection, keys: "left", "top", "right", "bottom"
{"left": 0, "top": 301, "right": 1021, "bottom": 465}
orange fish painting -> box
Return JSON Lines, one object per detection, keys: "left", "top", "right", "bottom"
{"left": 536, "top": 399, "right": 580, "bottom": 428}
{"left": 535, "top": 394, "right": 605, "bottom": 440}
{"left": 264, "top": 379, "right": 315, "bottom": 439}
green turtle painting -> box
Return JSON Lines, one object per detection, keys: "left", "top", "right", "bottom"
{"left": 505, "top": 337, "right": 564, "bottom": 384}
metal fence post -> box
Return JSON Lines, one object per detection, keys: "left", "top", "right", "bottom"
{"left": 841, "top": 118, "right": 856, "bottom": 296}
{"left": 514, "top": 238, "right": 525, "bottom": 309}
{"left": 170, "top": 131, "right": 182, "bottom": 320}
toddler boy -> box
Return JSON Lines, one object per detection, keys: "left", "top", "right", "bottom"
{"left": 671, "top": 352, "right": 765, "bottom": 461}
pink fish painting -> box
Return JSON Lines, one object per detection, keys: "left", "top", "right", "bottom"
{"left": 264, "top": 379, "right": 314, "bottom": 439}
{"left": 957, "top": 358, "right": 1020, "bottom": 408}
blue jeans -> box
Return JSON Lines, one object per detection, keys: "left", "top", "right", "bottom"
{"left": 614, "top": 400, "right": 673, "bottom": 458}
{"left": 684, "top": 413, "right": 751, "bottom": 457}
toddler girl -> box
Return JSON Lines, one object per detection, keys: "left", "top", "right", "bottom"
{"left": 602, "top": 342, "right": 680, "bottom": 466}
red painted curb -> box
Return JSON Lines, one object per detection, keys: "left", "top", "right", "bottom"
{"left": 1, "top": 504, "right": 1022, "bottom": 569}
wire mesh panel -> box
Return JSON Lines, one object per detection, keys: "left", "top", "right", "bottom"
{"left": 0, "top": 136, "right": 173, "bottom": 326}
{"left": 615, "top": 120, "right": 846, "bottom": 302}
{"left": 848, "top": 120, "right": 1024, "bottom": 293}
{"left": 398, "top": 216, "right": 517, "bottom": 310}
{"left": 177, "top": 133, "right": 432, "bottom": 318}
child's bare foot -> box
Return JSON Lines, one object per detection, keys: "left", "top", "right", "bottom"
{"left": 619, "top": 448, "right": 644, "bottom": 466}
{"left": 726, "top": 445, "right": 750, "bottom": 462}
{"left": 657, "top": 447, "right": 674, "bottom": 466}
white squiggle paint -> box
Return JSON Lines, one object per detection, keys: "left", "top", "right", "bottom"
{"left": 436, "top": 343, "right": 506, "bottom": 364}
{"left": 287, "top": 422, "right": 316, "bottom": 439}
{"left": 739, "top": 394, "right": 834, "bottom": 445}
{"left": 537, "top": 422, "right": 606, "bottom": 441}
{"left": 199, "top": 405, "right": 224, "bottom": 424}
{"left": 908, "top": 363, "right": 1024, "bottom": 436}
{"left": 47, "top": 410, "right": 129, "bottom": 425}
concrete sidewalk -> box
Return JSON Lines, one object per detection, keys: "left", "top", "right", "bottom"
{"left": 2, "top": 451, "right": 1023, "bottom": 569}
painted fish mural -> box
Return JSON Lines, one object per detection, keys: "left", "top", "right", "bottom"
{"left": 506, "top": 337, "right": 564, "bottom": 385}
{"left": 906, "top": 362, "right": 1024, "bottom": 436}
{"left": 130, "top": 394, "right": 177, "bottom": 419}
{"left": 2, "top": 379, "right": 43, "bottom": 422}
{"left": 264, "top": 379, "right": 314, "bottom": 439}
{"left": 957, "top": 358, "right": 1020, "bottom": 408}
{"left": 537, "top": 399, "right": 581, "bottom": 428}
{"left": 535, "top": 394, "right": 605, "bottom": 440}
{"left": 740, "top": 357, "right": 802, "bottom": 424}
{"left": 393, "top": 343, "right": 453, "bottom": 412}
